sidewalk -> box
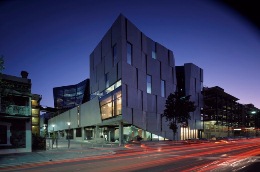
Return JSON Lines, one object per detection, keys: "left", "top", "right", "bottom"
{"left": 0, "top": 140, "right": 126, "bottom": 169}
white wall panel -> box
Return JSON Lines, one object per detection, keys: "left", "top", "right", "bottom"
{"left": 80, "top": 97, "right": 102, "bottom": 126}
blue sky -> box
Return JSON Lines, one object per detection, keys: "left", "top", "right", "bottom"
{"left": 1, "top": 0, "right": 259, "bottom": 108}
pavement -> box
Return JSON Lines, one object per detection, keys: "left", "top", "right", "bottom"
{"left": 0, "top": 139, "right": 126, "bottom": 169}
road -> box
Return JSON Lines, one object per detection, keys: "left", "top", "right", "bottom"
{"left": 1, "top": 138, "right": 260, "bottom": 172}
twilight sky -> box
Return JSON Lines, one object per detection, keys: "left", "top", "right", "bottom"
{"left": 1, "top": 0, "right": 259, "bottom": 108}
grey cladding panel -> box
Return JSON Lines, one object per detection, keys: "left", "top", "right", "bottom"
{"left": 96, "top": 60, "right": 105, "bottom": 83}
{"left": 109, "top": 66, "right": 117, "bottom": 86}
{"left": 156, "top": 43, "right": 168, "bottom": 63}
{"left": 141, "top": 35, "right": 152, "bottom": 59}
{"left": 147, "top": 94, "right": 156, "bottom": 113}
{"left": 118, "top": 61, "right": 122, "bottom": 80}
{"left": 112, "top": 15, "right": 125, "bottom": 45}
{"left": 147, "top": 56, "right": 160, "bottom": 76}
{"left": 105, "top": 51, "right": 113, "bottom": 74}
{"left": 127, "top": 86, "right": 138, "bottom": 109}
{"left": 161, "top": 63, "right": 171, "bottom": 81}
{"left": 137, "top": 69, "right": 146, "bottom": 92}
{"left": 133, "top": 109, "right": 143, "bottom": 129}
{"left": 102, "top": 30, "right": 112, "bottom": 57}
{"left": 122, "top": 62, "right": 137, "bottom": 89}
{"left": 99, "top": 74, "right": 106, "bottom": 93}
{"left": 132, "top": 46, "right": 142, "bottom": 70}
{"left": 94, "top": 43, "right": 102, "bottom": 67}
{"left": 168, "top": 51, "right": 175, "bottom": 67}
{"left": 127, "top": 20, "right": 141, "bottom": 50}
{"left": 157, "top": 96, "right": 166, "bottom": 114}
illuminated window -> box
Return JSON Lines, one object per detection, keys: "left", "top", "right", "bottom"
{"left": 147, "top": 75, "right": 152, "bottom": 94}
{"left": 100, "top": 88, "right": 122, "bottom": 120}
{"left": 127, "top": 42, "right": 132, "bottom": 65}
{"left": 161, "top": 80, "right": 165, "bottom": 97}
{"left": 32, "top": 109, "right": 39, "bottom": 116}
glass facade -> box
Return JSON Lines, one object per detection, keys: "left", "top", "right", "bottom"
{"left": 53, "top": 79, "right": 89, "bottom": 109}
{"left": 100, "top": 87, "right": 122, "bottom": 120}
{"left": 127, "top": 42, "right": 132, "bottom": 65}
{"left": 147, "top": 75, "right": 152, "bottom": 94}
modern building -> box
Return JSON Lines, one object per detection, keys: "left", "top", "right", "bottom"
{"left": 243, "top": 104, "right": 260, "bottom": 137}
{"left": 202, "top": 86, "right": 241, "bottom": 139}
{"left": 176, "top": 63, "right": 204, "bottom": 140}
{"left": 53, "top": 79, "right": 90, "bottom": 112}
{"left": 48, "top": 14, "right": 203, "bottom": 143}
{"left": 0, "top": 71, "right": 33, "bottom": 154}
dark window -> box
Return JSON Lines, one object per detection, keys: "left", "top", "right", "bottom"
{"left": 152, "top": 42, "right": 156, "bottom": 59}
{"left": 105, "top": 73, "right": 109, "bottom": 88}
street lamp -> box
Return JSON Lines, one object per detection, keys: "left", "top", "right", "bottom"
{"left": 67, "top": 122, "right": 71, "bottom": 148}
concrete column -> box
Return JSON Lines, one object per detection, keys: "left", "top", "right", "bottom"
{"left": 119, "top": 122, "right": 123, "bottom": 146}
{"left": 64, "top": 129, "right": 67, "bottom": 139}
{"left": 26, "top": 120, "right": 32, "bottom": 152}
{"left": 81, "top": 127, "right": 85, "bottom": 140}
{"left": 95, "top": 126, "right": 100, "bottom": 138}
{"left": 6, "top": 124, "right": 11, "bottom": 145}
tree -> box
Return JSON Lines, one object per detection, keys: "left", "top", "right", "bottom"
{"left": 163, "top": 91, "right": 196, "bottom": 140}
{"left": 0, "top": 55, "right": 4, "bottom": 73}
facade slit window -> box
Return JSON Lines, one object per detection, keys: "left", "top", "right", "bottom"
{"left": 126, "top": 85, "right": 128, "bottom": 106}
{"left": 161, "top": 80, "right": 165, "bottom": 97}
{"left": 194, "top": 78, "right": 197, "bottom": 93}
{"left": 105, "top": 73, "right": 109, "bottom": 88}
{"left": 152, "top": 42, "right": 157, "bottom": 59}
{"left": 113, "top": 44, "right": 117, "bottom": 66}
{"left": 147, "top": 75, "right": 152, "bottom": 94}
{"left": 141, "top": 91, "right": 143, "bottom": 110}
{"left": 141, "top": 32, "right": 143, "bottom": 51}
{"left": 125, "top": 19, "right": 128, "bottom": 40}
{"left": 160, "top": 62, "right": 162, "bottom": 78}
{"left": 136, "top": 68, "right": 138, "bottom": 88}
{"left": 145, "top": 54, "right": 148, "bottom": 73}
{"left": 127, "top": 42, "right": 132, "bottom": 65}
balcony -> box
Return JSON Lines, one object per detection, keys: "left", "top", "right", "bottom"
{"left": 4, "top": 105, "right": 30, "bottom": 116}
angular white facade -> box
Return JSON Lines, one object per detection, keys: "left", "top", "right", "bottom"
{"left": 48, "top": 14, "right": 203, "bottom": 143}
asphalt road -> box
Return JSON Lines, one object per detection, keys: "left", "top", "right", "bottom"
{"left": 1, "top": 138, "right": 260, "bottom": 172}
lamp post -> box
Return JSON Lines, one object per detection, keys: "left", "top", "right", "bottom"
{"left": 52, "top": 124, "right": 55, "bottom": 149}
{"left": 67, "top": 122, "right": 71, "bottom": 148}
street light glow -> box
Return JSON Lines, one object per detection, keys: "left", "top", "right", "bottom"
{"left": 67, "top": 122, "right": 71, "bottom": 126}
{"left": 52, "top": 124, "right": 55, "bottom": 127}
{"left": 251, "top": 111, "right": 257, "bottom": 114}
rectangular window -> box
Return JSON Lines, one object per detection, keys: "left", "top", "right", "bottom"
{"left": 100, "top": 89, "right": 122, "bottom": 120}
{"left": 147, "top": 75, "right": 152, "bottom": 94}
{"left": 161, "top": 80, "right": 165, "bottom": 97}
{"left": 152, "top": 42, "right": 157, "bottom": 59}
{"left": 127, "top": 42, "right": 132, "bottom": 65}
{"left": 113, "top": 44, "right": 117, "bottom": 66}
